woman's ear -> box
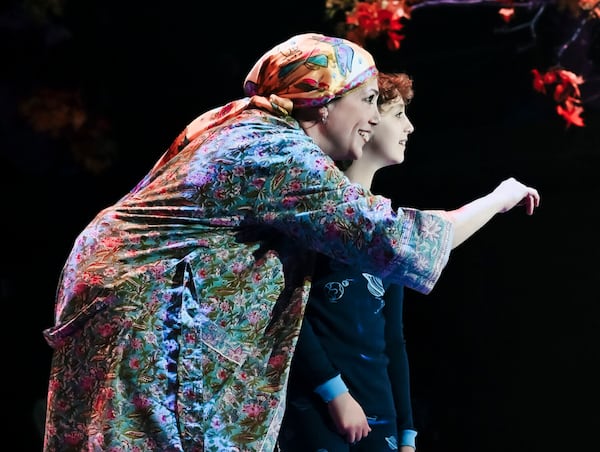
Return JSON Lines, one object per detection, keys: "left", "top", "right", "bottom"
{"left": 319, "top": 106, "right": 329, "bottom": 124}
{"left": 293, "top": 106, "right": 323, "bottom": 124}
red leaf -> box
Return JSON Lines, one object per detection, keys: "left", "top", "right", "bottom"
{"left": 556, "top": 104, "right": 585, "bottom": 127}
{"left": 531, "top": 69, "right": 546, "bottom": 94}
{"left": 498, "top": 8, "right": 515, "bottom": 23}
{"left": 387, "top": 31, "right": 405, "bottom": 50}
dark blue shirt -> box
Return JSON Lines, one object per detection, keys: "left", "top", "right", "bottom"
{"left": 287, "top": 254, "right": 414, "bottom": 430}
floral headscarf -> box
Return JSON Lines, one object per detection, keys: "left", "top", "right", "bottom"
{"left": 159, "top": 33, "right": 377, "bottom": 166}
{"left": 244, "top": 32, "right": 377, "bottom": 110}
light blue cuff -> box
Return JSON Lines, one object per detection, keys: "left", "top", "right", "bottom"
{"left": 400, "top": 429, "right": 417, "bottom": 448}
{"left": 314, "top": 374, "right": 348, "bottom": 403}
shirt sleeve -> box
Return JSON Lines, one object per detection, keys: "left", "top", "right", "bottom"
{"left": 289, "top": 315, "right": 344, "bottom": 398}
{"left": 399, "top": 429, "right": 418, "bottom": 448}
{"left": 383, "top": 284, "right": 415, "bottom": 433}
{"left": 314, "top": 374, "right": 349, "bottom": 403}
{"left": 244, "top": 129, "right": 454, "bottom": 294}
{"left": 179, "top": 117, "right": 453, "bottom": 294}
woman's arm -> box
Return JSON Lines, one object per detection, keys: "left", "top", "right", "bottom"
{"left": 428, "top": 177, "right": 540, "bottom": 249}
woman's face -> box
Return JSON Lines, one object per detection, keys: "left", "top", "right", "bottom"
{"left": 323, "top": 77, "right": 381, "bottom": 161}
{"left": 363, "top": 98, "right": 414, "bottom": 166}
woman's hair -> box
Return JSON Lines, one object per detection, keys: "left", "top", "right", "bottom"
{"left": 377, "top": 72, "right": 414, "bottom": 106}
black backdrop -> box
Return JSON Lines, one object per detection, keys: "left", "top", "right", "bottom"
{"left": 2, "top": 1, "right": 599, "bottom": 451}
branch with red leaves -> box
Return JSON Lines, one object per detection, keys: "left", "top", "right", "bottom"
{"left": 532, "top": 68, "right": 585, "bottom": 126}
{"left": 325, "top": 0, "right": 599, "bottom": 127}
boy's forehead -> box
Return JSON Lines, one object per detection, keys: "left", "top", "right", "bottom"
{"left": 380, "top": 98, "right": 406, "bottom": 112}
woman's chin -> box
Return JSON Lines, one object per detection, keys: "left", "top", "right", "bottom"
{"left": 344, "top": 146, "right": 363, "bottom": 162}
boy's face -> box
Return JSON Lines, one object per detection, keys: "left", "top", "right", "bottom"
{"left": 364, "top": 98, "right": 414, "bottom": 166}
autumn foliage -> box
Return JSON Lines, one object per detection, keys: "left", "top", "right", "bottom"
{"left": 325, "top": 0, "right": 596, "bottom": 127}
{"left": 531, "top": 68, "right": 585, "bottom": 127}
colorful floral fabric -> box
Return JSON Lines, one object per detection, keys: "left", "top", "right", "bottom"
{"left": 243, "top": 33, "right": 377, "bottom": 109}
{"left": 43, "top": 109, "right": 453, "bottom": 451}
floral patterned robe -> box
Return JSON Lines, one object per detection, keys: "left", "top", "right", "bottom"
{"left": 43, "top": 109, "right": 453, "bottom": 451}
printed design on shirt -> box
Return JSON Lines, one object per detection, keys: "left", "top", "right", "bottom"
{"left": 363, "top": 273, "right": 385, "bottom": 314}
{"left": 323, "top": 274, "right": 385, "bottom": 314}
{"left": 385, "top": 435, "right": 399, "bottom": 450}
{"left": 323, "top": 278, "right": 353, "bottom": 303}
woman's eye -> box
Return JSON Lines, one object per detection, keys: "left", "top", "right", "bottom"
{"left": 366, "top": 95, "right": 376, "bottom": 104}
{"left": 395, "top": 111, "right": 405, "bottom": 118}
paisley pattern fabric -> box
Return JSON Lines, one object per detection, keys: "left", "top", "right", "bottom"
{"left": 43, "top": 109, "right": 453, "bottom": 451}
{"left": 243, "top": 33, "right": 377, "bottom": 109}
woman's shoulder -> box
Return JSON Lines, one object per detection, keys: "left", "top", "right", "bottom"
{"left": 236, "top": 109, "right": 302, "bottom": 132}
{"left": 225, "top": 111, "right": 338, "bottom": 164}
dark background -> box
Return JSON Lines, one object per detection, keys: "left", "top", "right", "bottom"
{"left": 2, "top": 1, "right": 599, "bottom": 451}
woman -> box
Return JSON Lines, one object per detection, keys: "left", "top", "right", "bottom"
{"left": 42, "top": 32, "right": 538, "bottom": 452}
{"left": 278, "top": 73, "right": 539, "bottom": 452}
